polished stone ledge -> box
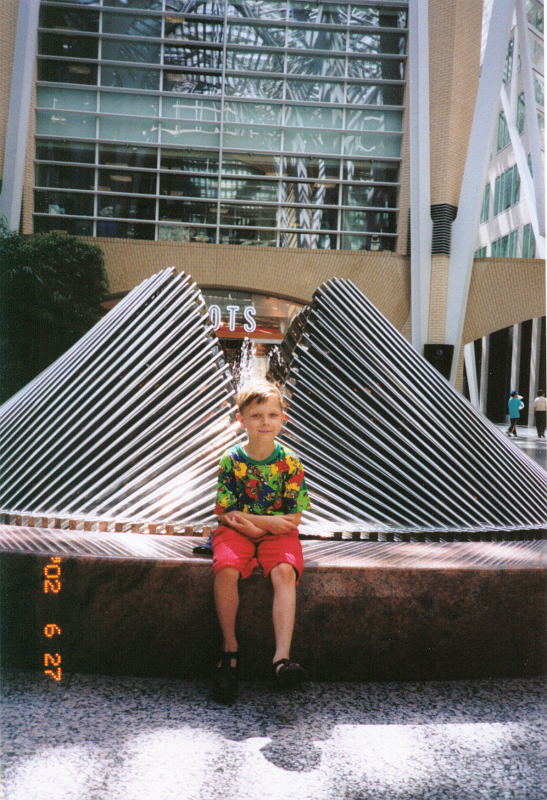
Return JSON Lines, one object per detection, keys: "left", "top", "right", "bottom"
{"left": 1, "top": 526, "right": 545, "bottom": 683}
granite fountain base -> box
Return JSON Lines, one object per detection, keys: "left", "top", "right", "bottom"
{"left": 1, "top": 525, "right": 545, "bottom": 683}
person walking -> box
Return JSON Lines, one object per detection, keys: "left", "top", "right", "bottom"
{"left": 533, "top": 390, "right": 546, "bottom": 438}
{"left": 507, "top": 390, "right": 525, "bottom": 437}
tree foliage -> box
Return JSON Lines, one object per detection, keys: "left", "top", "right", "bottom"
{"left": 0, "top": 223, "right": 109, "bottom": 403}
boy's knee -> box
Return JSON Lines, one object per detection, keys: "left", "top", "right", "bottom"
{"left": 215, "top": 566, "right": 240, "bottom": 583}
{"left": 270, "top": 561, "right": 297, "bottom": 584}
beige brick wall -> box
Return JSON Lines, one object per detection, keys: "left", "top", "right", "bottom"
{"left": 429, "top": 0, "right": 482, "bottom": 207}
{"left": 0, "top": 0, "right": 19, "bottom": 178}
{"left": 428, "top": 254, "right": 450, "bottom": 341}
{"left": 464, "top": 258, "right": 546, "bottom": 343}
{"left": 83, "top": 238, "right": 412, "bottom": 333}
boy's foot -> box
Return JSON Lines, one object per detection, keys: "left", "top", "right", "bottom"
{"left": 273, "top": 658, "right": 308, "bottom": 690}
{"left": 212, "top": 651, "right": 239, "bottom": 704}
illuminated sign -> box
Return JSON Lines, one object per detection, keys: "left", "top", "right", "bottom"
{"left": 208, "top": 304, "right": 257, "bottom": 333}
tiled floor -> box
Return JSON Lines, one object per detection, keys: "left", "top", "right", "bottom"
{"left": 2, "top": 669, "right": 545, "bottom": 800}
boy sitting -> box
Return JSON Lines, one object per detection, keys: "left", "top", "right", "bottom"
{"left": 212, "top": 380, "right": 311, "bottom": 703}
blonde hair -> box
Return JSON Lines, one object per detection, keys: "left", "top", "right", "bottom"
{"left": 236, "top": 380, "right": 283, "bottom": 413}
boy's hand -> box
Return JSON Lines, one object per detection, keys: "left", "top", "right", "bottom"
{"left": 262, "top": 515, "right": 299, "bottom": 535}
{"left": 222, "top": 511, "right": 265, "bottom": 539}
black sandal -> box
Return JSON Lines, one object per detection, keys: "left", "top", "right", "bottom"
{"left": 273, "top": 658, "right": 308, "bottom": 690}
{"left": 212, "top": 651, "right": 239, "bottom": 704}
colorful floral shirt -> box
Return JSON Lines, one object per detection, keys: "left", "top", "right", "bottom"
{"left": 214, "top": 441, "right": 311, "bottom": 516}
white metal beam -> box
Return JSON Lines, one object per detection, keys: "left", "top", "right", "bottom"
{"left": 408, "top": 0, "right": 433, "bottom": 353}
{"left": 446, "top": 0, "right": 516, "bottom": 384}
{"left": 0, "top": 0, "right": 41, "bottom": 230}
{"left": 514, "top": 0, "right": 545, "bottom": 239}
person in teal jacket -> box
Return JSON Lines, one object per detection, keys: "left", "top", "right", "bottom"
{"left": 507, "top": 391, "right": 525, "bottom": 436}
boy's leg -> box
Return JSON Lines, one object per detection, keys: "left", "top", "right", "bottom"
{"left": 270, "top": 562, "right": 297, "bottom": 666}
{"left": 214, "top": 566, "right": 240, "bottom": 660}
{"left": 211, "top": 525, "right": 258, "bottom": 664}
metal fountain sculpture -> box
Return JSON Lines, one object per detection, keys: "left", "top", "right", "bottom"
{"left": 1, "top": 270, "right": 545, "bottom": 540}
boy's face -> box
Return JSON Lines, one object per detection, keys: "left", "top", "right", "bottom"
{"left": 237, "top": 396, "right": 284, "bottom": 444}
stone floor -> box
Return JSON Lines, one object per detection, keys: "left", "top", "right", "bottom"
{"left": 496, "top": 423, "right": 547, "bottom": 471}
{"left": 2, "top": 669, "right": 545, "bottom": 800}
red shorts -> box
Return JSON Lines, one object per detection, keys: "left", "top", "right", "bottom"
{"left": 212, "top": 525, "right": 304, "bottom": 584}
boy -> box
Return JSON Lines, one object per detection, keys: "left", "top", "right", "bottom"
{"left": 211, "top": 380, "right": 311, "bottom": 703}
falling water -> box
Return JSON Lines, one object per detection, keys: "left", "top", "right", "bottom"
{"left": 235, "top": 337, "right": 256, "bottom": 391}
{"left": 267, "top": 344, "right": 285, "bottom": 381}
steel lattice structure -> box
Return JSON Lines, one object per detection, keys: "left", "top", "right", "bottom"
{"left": 1, "top": 271, "right": 545, "bottom": 538}
{"left": 276, "top": 278, "right": 547, "bottom": 536}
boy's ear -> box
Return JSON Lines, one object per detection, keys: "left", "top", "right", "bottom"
{"left": 236, "top": 411, "right": 245, "bottom": 428}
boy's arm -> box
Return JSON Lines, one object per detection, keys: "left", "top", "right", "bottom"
{"left": 217, "top": 510, "right": 302, "bottom": 537}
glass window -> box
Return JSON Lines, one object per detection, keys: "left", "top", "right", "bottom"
{"left": 101, "top": 66, "right": 160, "bottom": 91}
{"left": 163, "top": 97, "right": 221, "bottom": 123}
{"left": 37, "top": 58, "right": 98, "bottom": 86}
{"left": 492, "top": 229, "right": 518, "bottom": 257}
{"left": 100, "top": 92, "right": 158, "bottom": 118}
{"left": 534, "top": 77, "right": 544, "bottom": 107}
{"left": 223, "top": 125, "right": 281, "bottom": 150}
{"left": 159, "top": 198, "right": 216, "bottom": 225}
{"left": 35, "top": 0, "right": 407, "bottom": 250}
{"left": 100, "top": 116, "right": 158, "bottom": 144}
{"left": 480, "top": 184, "right": 490, "bottom": 224}
{"left": 345, "top": 109, "right": 403, "bottom": 132}
{"left": 223, "top": 101, "right": 282, "bottom": 127}
{"left": 36, "top": 164, "right": 95, "bottom": 191}
{"left": 522, "top": 223, "right": 536, "bottom": 258}
{"left": 497, "top": 112, "right": 510, "bottom": 150}
{"left": 98, "top": 169, "right": 157, "bottom": 196}
{"left": 102, "top": 25, "right": 161, "bottom": 64}
{"left": 36, "top": 140, "right": 95, "bottom": 164}
{"left": 527, "top": 0, "right": 544, "bottom": 33}
{"left": 161, "top": 151, "right": 219, "bottom": 173}
{"left": 100, "top": 145, "right": 157, "bottom": 170}
{"left": 160, "top": 121, "right": 220, "bottom": 148}
{"left": 517, "top": 93, "right": 525, "bottom": 134}
{"left": 493, "top": 165, "right": 520, "bottom": 215}
{"left": 474, "top": 246, "right": 487, "bottom": 258}
{"left": 36, "top": 109, "right": 96, "bottom": 138}
{"left": 222, "top": 153, "right": 279, "bottom": 177}
{"left": 503, "top": 39, "right": 514, "bottom": 84}
{"left": 160, "top": 172, "right": 217, "bottom": 199}
{"left": 39, "top": 4, "right": 99, "bottom": 34}
{"left": 285, "top": 105, "right": 343, "bottom": 129}
{"left": 39, "top": 32, "right": 98, "bottom": 61}
{"left": 165, "top": 44, "right": 223, "bottom": 71}
{"left": 220, "top": 177, "right": 276, "bottom": 202}
{"left": 34, "top": 189, "right": 94, "bottom": 217}
{"left": 37, "top": 86, "right": 96, "bottom": 113}
{"left": 34, "top": 216, "right": 93, "bottom": 236}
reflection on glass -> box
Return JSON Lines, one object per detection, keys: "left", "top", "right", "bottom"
{"left": 101, "top": 66, "right": 160, "bottom": 90}
{"left": 222, "top": 126, "right": 281, "bottom": 150}
{"left": 36, "top": 110, "right": 95, "bottom": 138}
{"left": 100, "top": 117, "right": 158, "bottom": 144}
{"left": 163, "top": 97, "right": 221, "bottom": 122}
{"left": 160, "top": 122, "right": 220, "bottom": 147}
